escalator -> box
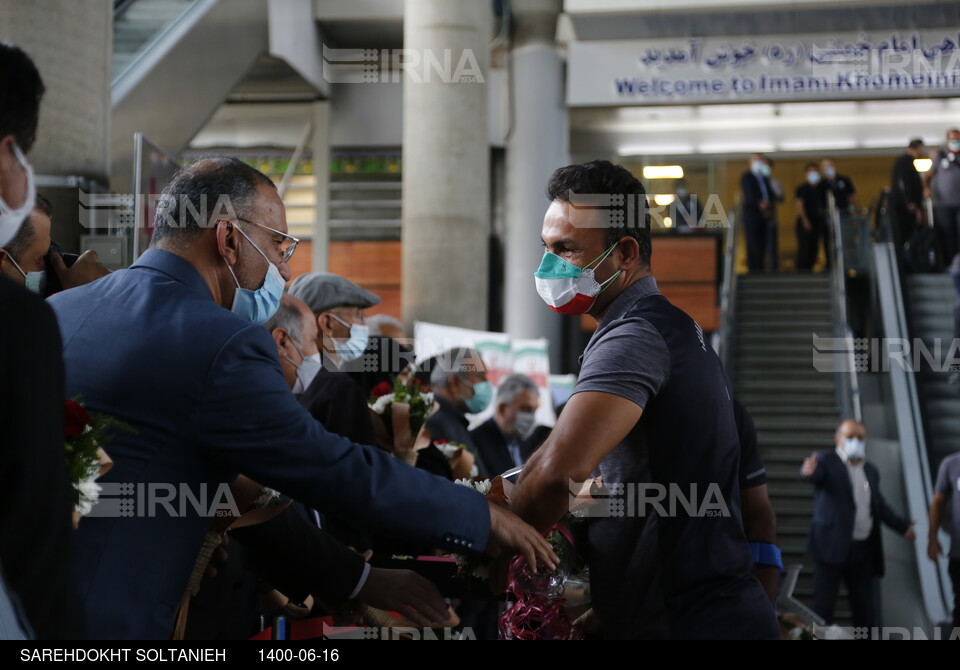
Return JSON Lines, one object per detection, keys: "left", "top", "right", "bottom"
{"left": 904, "top": 272, "right": 960, "bottom": 476}
{"left": 110, "top": 0, "right": 268, "bottom": 190}
{"left": 868, "top": 195, "right": 955, "bottom": 630}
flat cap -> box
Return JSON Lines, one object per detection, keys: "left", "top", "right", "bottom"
{"left": 287, "top": 272, "right": 381, "bottom": 313}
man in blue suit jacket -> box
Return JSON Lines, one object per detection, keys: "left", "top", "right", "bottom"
{"left": 800, "top": 419, "right": 915, "bottom": 629}
{"left": 48, "top": 157, "right": 554, "bottom": 639}
{"left": 740, "top": 154, "right": 774, "bottom": 272}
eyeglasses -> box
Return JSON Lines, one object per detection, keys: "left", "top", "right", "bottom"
{"left": 233, "top": 217, "right": 300, "bottom": 263}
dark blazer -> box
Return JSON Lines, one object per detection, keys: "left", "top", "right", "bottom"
{"left": 469, "top": 418, "right": 541, "bottom": 479}
{"left": 298, "top": 367, "right": 378, "bottom": 550}
{"left": 0, "top": 278, "right": 83, "bottom": 639}
{"left": 891, "top": 153, "right": 924, "bottom": 209}
{"left": 299, "top": 367, "right": 376, "bottom": 447}
{"left": 740, "top": 170, "right": 773, "bottom": 225}
{"left": 48, "top": 249, "right": 489, "bottom": 639}
{"left": 801, "top": 449, "right": 910, "bottom": 576}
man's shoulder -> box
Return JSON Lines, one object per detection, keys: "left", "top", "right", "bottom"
{"left": 303, "top": 368, "right": 366, "bottom": 401}
{"left": 939, "top": 452, "right": 960, "bottom": 473}
{"left": 0, "top": 277, "right": 52, "bottom": 319}
{"left": 469, "top": 417, "right": 499, "bottom": 439}
{"left": 816, "top": 448, "right": 841, "bottom": 468}
{"left": 0, "top": 279, "right": 59, "bottom": 346}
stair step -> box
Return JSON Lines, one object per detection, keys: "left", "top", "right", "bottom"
{"left": 737, "top": 397, "right": 837, "bottom": 411}
{"left": 737, "top": 384, "right": 834, "bottom": 393}
{"left": 753, "top": 419, "right": 839, "bottom": 433}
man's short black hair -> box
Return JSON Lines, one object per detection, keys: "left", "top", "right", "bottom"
{"left": 804, "top": 162, "right": 819, "bottom": 171}
{"left": 4, "top": 193, "right": 51, "bottom": 262}
{"left": 908, "top": 138, "right": 925, "bottom": 150}
{"left": 151, "top": 156, "right": 277, "bottom": 246}
{"left": 4, "top": 217, "right": 34, "bottom": 263}
{"left": 546, "top": 160, "right": 651, "bottom": 268}
{"left": 0, "top": 42, "right": 45, "bottom": 152}
{"left": 34, "top": 191, "right": 52, "bottom": 218}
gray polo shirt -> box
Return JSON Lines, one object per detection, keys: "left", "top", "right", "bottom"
{"left": 930, "top": 150, "right": 960, "bottom": 206}
{"left": 935, "top": 453, "right": 960, "bottom": 558}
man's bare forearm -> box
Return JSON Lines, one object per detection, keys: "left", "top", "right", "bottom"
{"left": 512, "top": 449, "right": 574, "bottom": 532}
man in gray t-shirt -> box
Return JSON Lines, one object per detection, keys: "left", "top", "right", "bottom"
{"left": 513, "top": 160, "right": 778, "bottom": 640}
{"left": 929, "top": 451, "right": 960, "bottom": 627}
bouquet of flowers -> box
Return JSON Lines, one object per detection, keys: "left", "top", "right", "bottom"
{"left": 436, "top": 441, "right": 479, "bottom": 480}
{"left": 450, "top": 476, "right": 591, "bottom": 640}
{"left": 63, "top": 398, "right": 127, "bottom": 522}
{"left": 498, "top": 478, "right": 601, "bottom": 640}
{"left": 369, "top": 377, "right": 435, "bottom": 459}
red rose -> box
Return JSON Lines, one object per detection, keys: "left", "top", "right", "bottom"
{"left": 409, "top": 377, "right": 421, "bottom": 388}
{"left": 64, "top": 400, "right": 90, "bottom": 439}
{"left": 371, "top": 381, "right": 393, "bottom": 398}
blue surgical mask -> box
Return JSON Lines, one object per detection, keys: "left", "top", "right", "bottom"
{"left": 330, "top": 313, "right": 369, "bottom": 364}
{"left": 823, "top": 166, "right": 836, "bottom": 179}
{"left": 462, "top": 378, "right": 493, "bottom": 414}
{"left": 6, "top": 254, "right": 45, "bottom": 294}
{"left": 224, "top": 225, "right": 284, "bottom": 324}
{"left": 807, "top": 171, "right": 821, "bottom": 186}
{"left": 949, "top": 140, "right": 960, "bottom": 153}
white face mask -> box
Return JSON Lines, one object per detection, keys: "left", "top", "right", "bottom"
{"left": 285, "top": 339, "right": 322, "bottom": 394}
{"left": 842, "top": 438, "right": 866, "bottom": 460}
{"left": 0, "top": 143, "right": 36, "bottom": 249}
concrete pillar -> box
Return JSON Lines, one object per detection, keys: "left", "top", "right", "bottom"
{"left": 0, "top": 0, "right": 111, "bottom": 181}
{"left": 0, "top": 0, "right": 111, "bottom": 251}
{"left": 311, "top": 100, "right": 330, "bottom": 273}
{"left": 503, "top": 0, "right": 565, "bottom": 368}
{"left": 402, "top": 0, "right": 491, "bottom": 330}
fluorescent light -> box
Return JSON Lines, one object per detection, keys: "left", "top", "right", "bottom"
{"left": 914, "top": 158, "right": 933, "bottom": 173}
{"left": 699, "top": 142, "right": 775, "bottom": 154}
{"left": 654, "top": 194, "right": 676, "bottom": 206}
{"left": 619, "top": 144, "right": 695, "bottom": 157}
{"left": 643, "top": 165, "right": 684, "bottom": 179}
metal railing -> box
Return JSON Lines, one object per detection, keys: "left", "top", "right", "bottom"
{"left": 112, "top": 0, "right": 216, "bottom": 97}
{"left": 826, "top": 193, "right": 863, "bottom": 421}
{"left": 716, "top": 207, "right": 739, "bottom": 381}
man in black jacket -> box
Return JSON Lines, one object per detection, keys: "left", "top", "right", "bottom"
{"left": 0, "top": 40, "right": 83, "bottom": 640}
{"left": 800, "top": 419, "right": 915, "bottom": 630}
{"left": 890, "top": 139, "right": 927, "bottom": 250}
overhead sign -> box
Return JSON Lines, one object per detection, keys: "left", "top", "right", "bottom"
{"left": 568, "top": 30, "right": 960, "bottom": 106}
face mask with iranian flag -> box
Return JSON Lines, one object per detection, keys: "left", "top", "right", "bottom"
{"left": 534, "top": 241, "right": 621, "bottom": 315}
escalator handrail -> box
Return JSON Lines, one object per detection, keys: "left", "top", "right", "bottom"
{"left": 112, "top": 0, "right": 218, "bottom": 97}
{"left": 873, "top": 240, "right": 953, "bottom": 626}
{"left": 826, "top": 192, "right": 863, "bottom": 422}
{"left": 716, "top": 205, "right": 739, "bottom": 381}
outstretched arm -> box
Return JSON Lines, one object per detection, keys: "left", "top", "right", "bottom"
{"left": 512, "top": 391, "right": 643, "bottom": 532}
